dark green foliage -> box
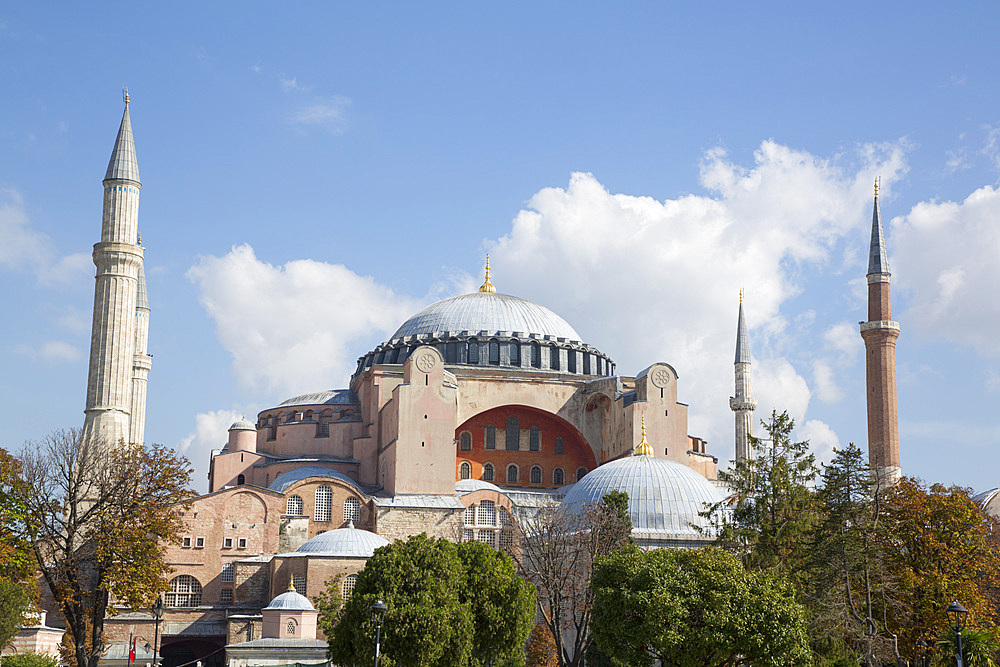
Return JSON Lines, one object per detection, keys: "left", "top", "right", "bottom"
{"left": 0, "top": 653, "right": 61, "bottom": 667}
{"left": 323, "top": 533, "right": 534, "bottom": 667}
{"left": 935, "top": 627, "right": 1000, "bottom": 667}
{"left": 0, "top": 577, "right": 32, "bottom": 651}
{"left": 590, "top": 545, "right": 811, "bottom": 666}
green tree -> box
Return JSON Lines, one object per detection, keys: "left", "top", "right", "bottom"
{"left": 590, "top": 545, "right": 810, "bottom": 666}
{"left": 324, "top": 533, "right": 534, "bottom": 667}
{"left": 17, "top": 429, "right": 193, "bottom": 667}
{"left": 707, "top": 410, "right": 818, "bottom": 586}
{"left": 0, "top": 653, "right": 61, "bottom": 667}
{"left": 0, "top": 577, "right": 32, "bottom": 652}
{"left": 935, "top": 627, "right": 1000, "bottom": 667}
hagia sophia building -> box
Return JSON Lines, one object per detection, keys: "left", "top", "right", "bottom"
{"left": 31, "top": 101, "right": 903, "bottom": 667}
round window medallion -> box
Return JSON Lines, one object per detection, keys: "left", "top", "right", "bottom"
{"left": 415, "top": 351, "right": 437, "bottom": 373}
{"left": 650, "top": 367, "right": 671, "bottom": 388}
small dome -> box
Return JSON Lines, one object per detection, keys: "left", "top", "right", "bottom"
{"left": 456, "top": 479, "right": 503, "bottom": 494}
{"left": 265, "top": 587, "right": 315, "bottom": 611}
{"left": 268, "top": 467, "right": 365, "bottom": 494}
{"left": 561, "top": 455, "right": 725, "bottom": 536}
{"left": 229, "top": 417, "right": 256, "bottom": 432}
{"left": 392, "top": 292, "right": 582, "bottom": 341}
{"left": 296, "top": 527, "right": 389, "bottom": 558}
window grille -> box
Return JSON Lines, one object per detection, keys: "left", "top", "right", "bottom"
{"left": 220, "top": 588, "right": 233, "bottom": 604}
{"left": 478, "top": 529, "right": 496, "bottom": 547}
{"left": 489, "top": 340, "right": 500, "bottom": 365}
{"left": 460, "top": 432, "right": 472, "bottom": 451}
{"left": 165, "top": 575, "right": 202, "bottom": 607}
{"left": 531, "top": 342, "right": 540, "bottom": 368}
{"left": 344, "top": 497, "right": 361, "bottom": 523}
{"left": 286, "top": 495, "right": 303, "bottom": 516}
{"left": 477, "top": 500, "right": 496, "bottom": 526}
{"left": 507, "top": 465, "right": 518, "bottom": 483}
{"left": 553, "top": 468, "right": 565, "bottom": 486}
{"left": 459, "top": 462, "right": 471, "bottom": 480}
{"left": 465, "top": 504, "right": 476, "bottom": 525}
{"left": 530, "top": 466, "right": 542, "bottom": 484}
{"left": 464, "top": 529, "right": 474, "bottom": 541}
{"left": 529, "top": 426, "right": 539, "bottom": 451}
{"left": 286, "top": 620, "right": 296, "bottom": 635}
{"left": 221, "top": 563, "right": 235, "bottom": 583}
{"left": 555, "top": 437, "right": 564, "bottom": 454}
{"left": 500, "top": 508, "right": 514, "bottom": 527}
{"left": 343, "top": 574, "right": 358, "bottom": 597}
{"left": 499, "top": 530, "right": 514, "bottom": 551}
{"left": 485, "top": 425, "right": 496, "bottom": 449}
{"left": 482, "top": 463, "right": 495, "bottom": 482}
{"left": 576, "top": 467, "right": 588, "bottom": 481}
{"left": 506, "top": 417, "right": 519, "bottom": 451}
{"left": 293, "top": 574, "right": 306, "bottom": 595}
{"left": 510, "top": 341, "right": 520, "bottom": 366}
{"left": 315, "top": 486, "right": 333, "bottom": 522}
{"left": 468, "top": 341, "right": 479, "bottom": 364}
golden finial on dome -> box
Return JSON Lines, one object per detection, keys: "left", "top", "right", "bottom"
{"left": 124, "top": 86, "right": 130, "bottom": 106}
{"left": 287, "top": 580, "right": 296, "bottom": 592}
{"left": 478, "top": 254, "right": 496, "bottom": 293}
{"left": 739, "top": 288, "right": 743, "bottom": 304}
{"left": 874, "top": 177, "right": 879, "bottom": 198}
{"left": 634, "top": 414, "right": 654, "bottom": 457}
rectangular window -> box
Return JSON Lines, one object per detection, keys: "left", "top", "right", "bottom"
{"left": 237, "top": 538, "right": 247, "bottom": 550}
{"left": 223, "top": 537, "right": 233, "bottom": 549}
{"left": 529, "top": 427, "right": 539, "bottom": 452}
{"left": 195, "top": 537, "right": 205, "bottom": 548}
{"left": 182, "top": 537, "right": 191, "bottom": 548}
{"left": 555, "top": 437, "right": 564, "bottom": 455}
{"left": 550, "top": 347, "right": 560, "bottom": 370}
{"left": 220, "top": 588, "right": 233, "bottom": 604}
{"left": 568, "top": 350, "right": 577, "bottom": 373}
{"left": 485, "top": 425, "right": 496, "bottom": 450}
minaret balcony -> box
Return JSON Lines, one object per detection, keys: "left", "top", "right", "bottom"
{"left": 729, "top": 398, "right": 758, "bottom": 411}
{"left": 859, "top": 320, "right": 900, "bottom": 333}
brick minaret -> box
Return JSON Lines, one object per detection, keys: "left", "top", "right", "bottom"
{"left": 83, "top": 94, "right": 146, "bottom": 448}
{"left": 860, "top": 180, "right": 901, "bottom": 483}
{"left": 729, "top": 292, "right": 757, "bottom": 463}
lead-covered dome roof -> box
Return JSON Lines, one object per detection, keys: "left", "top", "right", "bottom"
{"left": 265, "top": 587, "right": 315, "bottom": 611}
{"left": 561, "top": 455, "right": 725, "bottom": 537}
{"left": 392, "top": 292, "right": 582, "bottom": 341}
{"left": 295, "top": 526, "right": 390, "bottom": 557}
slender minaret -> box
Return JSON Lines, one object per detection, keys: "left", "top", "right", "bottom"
{"left": 128, "top": 259, "right": 152, "bottom": 446}
{"left": 729, "top": 291, "right": 757, "bottom": 463}
{"left": 860, "top": 179, "right": 901, "bottom": 484}
{"left": 83, "top": 93, "right": 145, "bottom": 448}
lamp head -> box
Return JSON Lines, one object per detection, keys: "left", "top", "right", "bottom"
{"left": 152, "top": 597, "right": 165, "bottom": 620}
{"left": 371, "top": 600, "right": 388, "bottom": 625}
{"left": 946, "top": 600, "right": 968, "bottom": 632}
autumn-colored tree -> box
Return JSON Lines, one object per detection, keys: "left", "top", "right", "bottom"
{"left": 512, "top": 493, "right": 632, "bottom": 667}
{"left": 879, "top": 478, "right": 1000, "bottom": 662}
{"left": 0, "top": 448, "right": 35, "bottom": 652}
{"left": 17, "top": 429, "right": 193, "bottom": 667}
{"left": 525, "top": 623, "right": 558, "bottom": 667}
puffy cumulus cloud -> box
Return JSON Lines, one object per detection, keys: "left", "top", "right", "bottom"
{"left": 487, "top": 141, "right": 906, "bottom": 466}
{"left": 0, "top": 189, "right": 92, "bottom": 284}
{"left": 14, "top": 339, "right": 82, "bottom": 363}
{"left": 824, "top": 322, "right": 862, "bottom": 362}
{"left": 798, "top": 419, "right": 841, "bottom": 466}
{"left": 812, "top": 360, "right": 844, "bottom": 403}
{"left": 187, "top": 244, "right": 421, "bottom": 396}
{"left": 892, "top": 186, "right": 1000, "bottom": 355}
{"left": 178, "top": 408, "right": 245, "bottom": 490}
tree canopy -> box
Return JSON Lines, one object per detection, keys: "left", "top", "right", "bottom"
{"left": 322, "top": 533, "right": 534, "bottom": 667}
{"left": 590, "top": 545, "right": 810, "bottom": 666}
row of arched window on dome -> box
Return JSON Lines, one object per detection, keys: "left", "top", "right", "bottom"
{"left": 365, "top": 340, "right": 613, "bottom": 376}
{"left": 284, "top": 489, "right": 361, "bottom": 524}
{"left": 459, "top": 422, "right": 564, "bottom": 453}
{"left": 459, "top": 461, "right": 585, "bottom": 486}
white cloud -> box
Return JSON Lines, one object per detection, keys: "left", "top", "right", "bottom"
{"left": 823, "top": 322, "right": 862, "bottom": 363}
{"left": 0, "top": 189, "right": 92, "bottom": 284}
{"left": 14, "top": 339, "right": 81, "bottom": 363}
{"left": 187, "top": 244, "right": 421, "bottom": 396}
{"left": 290, "top": 96, "right": 351, "bottom": 134}
{"left": 799, "top": 419, "right": 841, "bottom": 466}
{"left": 812, "top": 360, "right": 844, "bottom": 403}
{"left": 893, "top": 185, "right": 1000, "bottom": 355}
{"left": 178, "top": 408, "right": 244, "bottom": 488}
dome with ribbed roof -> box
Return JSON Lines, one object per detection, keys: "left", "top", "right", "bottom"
{"left": 268, "top": 467, "right": 364, "bottom": 494}
{"left": 265, "top": 586, "right": 315, "bottom": 611}
{"left": 295, "top": 526, "right": 389, "bottom": 558}
{"left": 561, "top": 454, "right": 725, "bottom": 540}
{"left": 229, "top": 417, "right": 256, "bottom": 432}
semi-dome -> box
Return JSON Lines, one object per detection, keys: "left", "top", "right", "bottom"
{"left": 268, "top": 467, "right": 365, "bottom": 494}
{"left": 265, "top": 585, "right": 315, "bottom": 611}
{"left": 393, "top": 291, "right": 582, "bottom": 341}
{"left": 228, "top": 417, "right": 256, "bottom": 432}
{"left": 456, "top": 479, "right": 503, "bottom": 495}
{"left": 276, "top": 389, "right": 360, "bottom": 408}
{"left": 561, "top": 452, "right": 725, "bottom": 540}
{"left": 296, "top": 526, "right": 389, "bottom": 558}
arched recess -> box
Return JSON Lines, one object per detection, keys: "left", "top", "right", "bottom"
{"left": 584, "top": 394, "right": 613, "bottom": 456}
{"left": 453, "top": 404, "right": 598, "bottom": 488}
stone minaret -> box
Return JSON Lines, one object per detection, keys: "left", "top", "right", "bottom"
{"left": 83, "top": 95, "right": 145, "bottom": 448}
{"left": 729, "top": 293, "right": 757, "bottom": 463}
{"left": 129, "top": 261, "right": 152, "bottom": 445}
{"left": 860, "top": 180, "right": 901, "bottom": 483}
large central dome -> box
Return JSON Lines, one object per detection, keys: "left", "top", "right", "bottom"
{"left": 392, "top": 291, "right": 582, "bottom": 341}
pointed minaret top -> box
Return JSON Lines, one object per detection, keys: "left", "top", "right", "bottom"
{"left": 104, "top": 100, "right": 140, "bottom": 185}
{"left": 633, "top": 415, "right": 654, "bottom": 457}
{"left": 478, "top": 254, "right": 496, "bottom": 293}
{"left": 735, "top": 296, "right": 751, "bottom": 364}
{"left": 867, "top": 178, "right": 889, "bottom": 275}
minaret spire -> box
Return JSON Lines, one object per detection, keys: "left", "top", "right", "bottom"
{"left": 730, "top": 293, "right": 757, "bottom": 463}
{"left": 861, "top": 179, "right": 901, "bottom": 484}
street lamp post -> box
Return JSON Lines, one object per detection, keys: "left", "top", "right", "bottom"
{"left": 371, "top": 600, "right": 387, "bottom": 667}
{"left": 151, "top": 598, "right": 165, "bottom": 667}
{"left": 917, "top": 639, "right": 931, "bottom": 667}
{"left": 946, "top": 600, "right": 968, "bottom": 667}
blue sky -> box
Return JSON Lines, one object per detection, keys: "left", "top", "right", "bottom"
{"left": 3, "top": 3, "right": 999, "bottom": 492}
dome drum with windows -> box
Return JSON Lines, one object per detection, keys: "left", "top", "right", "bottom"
{"left": 354, "top": 257, "right": 615, "bottom": 378}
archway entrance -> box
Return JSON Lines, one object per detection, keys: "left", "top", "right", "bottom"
{"left": 159, "top": 637, "right": 225, "bottom": 667}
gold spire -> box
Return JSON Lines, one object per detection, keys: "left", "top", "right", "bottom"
{"left": 739, "top": 288, "right": 743, "bottom": 304}
{"left": 124, "top": 86, "right": 130, "bottom": 106}
{"left": 874, "top": 177, "right": 879, "bottom": 198}
{"left": 634, "top": 414, "right": 654, "bottom": 456}
{"left": 287, "top": 580, "right": 296, "bottom": 592}
{"left": 478, "top": 254, "right": 496, "bottom": 293}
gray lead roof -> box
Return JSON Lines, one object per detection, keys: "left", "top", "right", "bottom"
{"left": 104, "top": 105, "right": 140, "bottom": 184}
{"left": 735, "top": 301, "right": 750, "bottom": 364}
{"left": 868, "top": 194, "right": 890, "bottom": 275}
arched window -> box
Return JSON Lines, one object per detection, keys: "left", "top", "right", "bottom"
{"left": 531, "top": 342, "right": 541, "bottom": 368}
{"left": 293, "top": 573, "right": 306, "bottom": 595}
{"left": 568, "top": 350, "right": 577, "bottom": 373}
{"left": 165, "top": 575, "right": 202, "bottom": 607}
{"left": 468, "top": 340, "right": 479, "bottom": 364}
{"left": 550, "top": 346, "right": 560, "bottom": 370}
{"left": 583, "top": 353, "right": 591, "bottom": 375}
{"left": 221, "top": 563, "right": 235, "bottom": 583}
{"left": 555, "top": 437, "right": 564, "bottom": 455}
{"left": 485, "top": 425, "right": 496, "bottom": 450}
{"left": 489, "top": 340, "right": 500, "bottom": 365}
{"left": 482, "top": 463, "right": 495, "bottom": 482}
{"left": 286, "top": 619, "right": 296, "bottom": 635}
{"left": 315, "top": 486, "right": 332, "bottom": 522}
{"left": 286, "top": 495, "right": 303, "bottom": 516}
{"left": 510, "top": 341, "right": 520, "bottom": 366}
{"left": 529, "top": 426, "right": 540, "bottom": 451}
{"left": 388, "top": 347, "right": 400, "bottom": 364}
{"left": 343, "top": 573, "right": 358, "bottom": 598}
{"left": 477, "top": 500, "right": 496, "bottom": 526}
{"left": 459, "top": 431, "right": 472, "bottom": 451}
{"left": 459, "top": 462, "right": 472, "bottom": 480}
{"left": 506, "top": 417, "right": 519, "bottom": 451}
{"left": 236, "top": 474, "right": 245, "bottom": 485}
{"left": 553, "top": 467, "right": 565, "bottom": 485}
{"left": 576, "top": 467, "right": 588, "bottom": 481}
{"left": 446, "top": 340, "right": 459, "bottom": 363}
{"left": 530, "top": 466, "right": 542, "bottom": 484}
{"left": 344, "top": 497, "right": 360, "bottom": 523}
{"left": 507, "top": 465, "right": 518, "bottom": 483}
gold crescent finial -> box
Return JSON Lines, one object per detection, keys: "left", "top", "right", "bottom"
{"left": 478, "top": 254, "right": 496, "bottom": 293}
{"left": 634, "top": 414, "right": 654, "bottom": 456}
{"left": 124, "top": 86, "right": 130, "bottom": 106}
{"left": 874, "top": 177, "right": 879, "bottom": 198}
{"left": 739, "top": 288, "right": 743, "bottom": 304}
{"left": 287, "top": 580, "right": 296, "bottom": 592}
